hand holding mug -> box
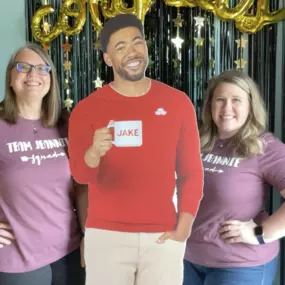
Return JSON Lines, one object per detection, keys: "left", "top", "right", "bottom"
{"left": 92, "top": 127, "right": 113, "bottom": 157}
{"left": 0, "top": 222, "right": 15, "bottom": 248}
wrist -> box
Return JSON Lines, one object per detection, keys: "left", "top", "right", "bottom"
{"left": 261, "top": 224, "right": 275, "bottom": 243}
{"left": 174, "top": 227, "right": 191, "bottom": 241}
{"left": 254, "top": 225, "right": 266, "bottom": 244}
{"left": 175, "top": 212, "right": 194, "bottom": 240}
{"left": 84, "top": 146, "right": 100, "bottom": 168}
{"left": 89, "top": 145, "right": 100, "bottom": 157}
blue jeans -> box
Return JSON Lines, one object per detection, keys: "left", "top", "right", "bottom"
{"left": 183, "top": 256, "right": 278, "bottom": 285}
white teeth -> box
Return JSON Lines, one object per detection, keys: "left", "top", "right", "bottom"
{"left": 25, "top": 82, "right": 40, "bottom": 86}
{"left": 127, "top": 61, "right": 140, "bottom": 67}
{"left": 221, "top": 116, "right": 234, "bottom": 119}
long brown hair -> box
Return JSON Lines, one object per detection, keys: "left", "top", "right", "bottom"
{"left": 0, "top": 43, "right": 61, "bottom": 127}
{"left": 200, "top": 70, "right": 267, "bottom": 158}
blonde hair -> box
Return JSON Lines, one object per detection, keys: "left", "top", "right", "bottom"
{"left": 200, "top": 70, "right": 267, "bottom": 158}
{"left": 0, "top": 43, "right": 61, "bottom": 127}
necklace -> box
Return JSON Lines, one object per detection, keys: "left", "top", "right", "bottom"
{"left": 33, "top": 127, "right": 38, "bottom": 135}
{"left": 18, "top": 113, "right": 41, "bottom": 135}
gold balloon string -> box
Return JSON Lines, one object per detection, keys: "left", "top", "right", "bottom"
{"left": 93, "top": 30, "right": 104, "bottom": 89}
{"left": 193, "top": 14, "right": 205, "bottom": 68}
{"left": 40, "top": 0, "right": 51, "bottom": 51}
{"left": 209, "top": 18, "right": 215, "bottom": 74}
{"left": 171, "top": 8, "right": 184, "bottom": 62}
{"left": 62, "top": 35, "right": 74, "bottom": 110}
{"left": 234, "top": 35, "right": 248, "bottom": 69}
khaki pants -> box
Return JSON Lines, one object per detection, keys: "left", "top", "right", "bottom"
{"left": 84, "top": 228, "right": 186, "bottom": 285}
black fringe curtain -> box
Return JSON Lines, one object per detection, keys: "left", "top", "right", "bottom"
{"left": 24, "top": 1, "right": 283, "bottom": 128}
{"left": 25, "top": 1, "right": 285, "bottom": 284}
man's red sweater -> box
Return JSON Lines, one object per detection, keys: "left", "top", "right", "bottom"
{"left": 68, "top": 80, "right": 203, "bottom": 232}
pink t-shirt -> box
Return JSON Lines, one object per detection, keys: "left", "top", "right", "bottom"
{"left": 185, "top": 132, "right": 284, "bottom": 267}
{"left": 0, "top": 116, "right": 81, "bottom": 273}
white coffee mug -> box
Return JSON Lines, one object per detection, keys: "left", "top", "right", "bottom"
{"left": 107, "top": 120, "right": 143, "bottom": 147}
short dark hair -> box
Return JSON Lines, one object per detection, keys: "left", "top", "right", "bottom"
{"left": 100, "top": 14, "right": 144, "bottom": 52}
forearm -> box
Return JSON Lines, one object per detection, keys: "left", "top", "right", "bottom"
{"left": 174, "top": 96, "right": 202, "bottom": 238}
{"left": 84, "top": 145, "right": 101, "bottom": 168}
{"left": 69, "top": 107, "right": 99, "bottom": 183}
{"left": 177, "top": 172, "right": 203, "bottom": 218}
{"left": 75, "top": 184, "right": 88, "bottom": 233}
{"left": 176, "top": 212, "right": 195, "bottom": 238}
{"left": 262, "top": 201, "right": 285, "bottom": 243}
{"left": 176, "top": 96, "right": 203, "bottom": 217}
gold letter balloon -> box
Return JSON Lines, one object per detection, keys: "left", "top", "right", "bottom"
{"left": 32, "top": 0, "right": 86, "bottom": 43}
{"left": 164, "top": 0, "right": 285, "bottom": 33}
{"left": 32, "top": 0, "right": 285, "bottom": 44}
{"left": 88, "top": 0, "right": 154, "bottom": 32}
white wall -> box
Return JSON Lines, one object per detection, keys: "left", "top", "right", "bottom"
{"left": 0, "top": 1, "right": 26, "bottom": 101}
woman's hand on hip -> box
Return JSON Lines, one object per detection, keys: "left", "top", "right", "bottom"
{"left": 219, "top": 219, "right": 259, "bottom": 245}
{"left": 0, "top": 222, "right": 15, "bottom": 248}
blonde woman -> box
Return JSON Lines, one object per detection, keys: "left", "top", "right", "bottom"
{"left": 183, "top": 70, "right": 285, "bottom": 285}
{"left": 0, "top": 43, "right": 86, "bottom": 285}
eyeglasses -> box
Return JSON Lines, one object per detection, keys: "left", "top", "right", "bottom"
{"left": 13, "top": 61, "right": 51, "bottom": 76}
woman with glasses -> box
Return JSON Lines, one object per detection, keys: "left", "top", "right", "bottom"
{"left": 0, "top": 43, "right": 86, "bottom": 285}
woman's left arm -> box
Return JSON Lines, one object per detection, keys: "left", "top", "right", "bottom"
{"left": 262, "top": 188, "right": 285, "bottom": 243}
{"left": 220, "top": 135, "right": 285, "bottom": 245}
{"left": 219, "top": 190, "right": 285, "bottom": 245}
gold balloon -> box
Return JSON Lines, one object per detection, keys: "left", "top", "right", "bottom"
{"left": 32, "top": 0, "right": 285, "bottom": 43}
{"left": 164, "top": 0, "right": 285, "bottom": 33}
{"left": 31, "top": 0, "right": 86, "bottom": 43}
{"left": 31, "top": 5, "right": 61, "bottom": 43}
{"left": 135, "top": 0, "right": 154, "bottom": 21}
{"left": 214, "top": 0, "right": 254, "bottom": 20}
{"left": 198, "top": 0, "right": 214, "bottom": 12}
{"left": 88, "top": 0, "right": 103, "bottom": 32}
{"left": 163, "top": 0, "right": 197, "bottom": 8}
{"left": 270, "top": 6, "right": 285, "bottom": 22}
{"left": 163, "top": 0, "right": 214, "bottom": 11}
{"left": 235, "top": 0, "right": 285, "bottom": 33}
{"left": 100, "top": 0, "right": 154, "bottom": 23}
{"left": 59, "top": 0, "right": 86, "bottom": 36}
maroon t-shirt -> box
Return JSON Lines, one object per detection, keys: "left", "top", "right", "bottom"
{"left": 185, "top": 132, "right": 284, "bottom": 267}
{"left": 0, "top": 116, "right": 81, "bottom": 272}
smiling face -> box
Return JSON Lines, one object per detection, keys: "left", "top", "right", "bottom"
{"left": 103, "top": 27, "right": 148, "bottom": 82}
{"left": 211, "top": 82, "right": 250, "bottom": 139}
{"left": 10, "top": 48, "right": 51, "bottom": 102}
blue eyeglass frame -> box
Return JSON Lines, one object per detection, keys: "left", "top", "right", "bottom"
{"left": 14, "top": 61, "right": 51, "bottom": 75}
